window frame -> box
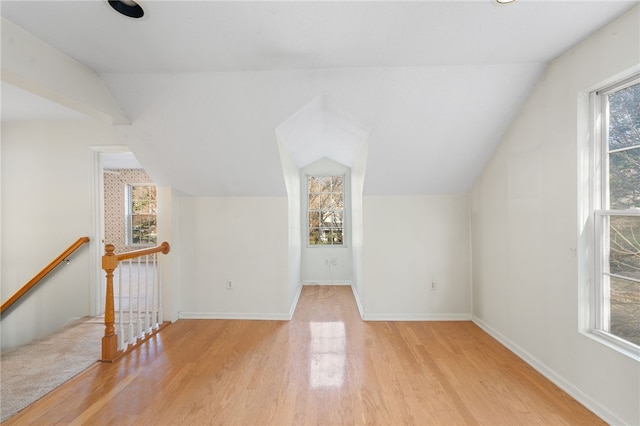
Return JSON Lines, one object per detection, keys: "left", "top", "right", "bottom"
{"left": 125, "top": 183, "right": 157, "bottom": 247}
{"left": 589, "top": 73, "right": 640, "bottom": 357}
{"left": 306, "top": 174, "right": 346, "bottom": 247}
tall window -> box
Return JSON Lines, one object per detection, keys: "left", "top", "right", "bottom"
{"left": 592, "top": 74, "right": 640, "bottom": 351}
{"left": 126, "top": 184, "right": 157, "bottom": 245}
{"left": 308, "top": 176, "right": 344, "bottom": 245}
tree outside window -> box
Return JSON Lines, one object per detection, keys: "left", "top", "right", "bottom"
{"left": 308, "top": 176, "right": 344, "bottom": 245}
{"left": 127, "top": 184, "right": 157, "bottom": 245}
{"left": 597, "top": 78, "right": 640, "bottom": 348}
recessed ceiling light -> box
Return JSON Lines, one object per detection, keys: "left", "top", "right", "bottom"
{"left": 108, "top": 0, "right": 144, "bottom": 19}
{"left": 494, "top": 0, "right": 517, "bottom": 4}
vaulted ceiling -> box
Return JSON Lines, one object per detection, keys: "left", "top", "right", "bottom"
{"left": 2, "top": 1, "right": 638, "bottom": 196}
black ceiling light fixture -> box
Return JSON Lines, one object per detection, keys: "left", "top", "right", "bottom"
{"left": 108, "top": 0, "right": 144, "bottom": 19}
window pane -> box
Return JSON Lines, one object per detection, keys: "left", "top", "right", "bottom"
{"left": 311, "top": 176, "right": 330, "bottom": 193}
{"left": 610, "top": 276, "right": 640, "bottom": 346}
{"left": 307, "top": 175, "right": 344, "bottom": 245}
{"left": 309, "top": 194, "right": 320, "bottom": 210}
{"left": 128, "top": 184, "right": 157, "bottom": 245}
{"left": 309, "top": 228, "right": 321, "bottom": 245}
{"left": 323, "top": 211, "right": 343, "bottom": 228}
{"left": 131, "top": 214, "right": 157, "bottom": 244}
{"left": 319, "top": 194, "right": 331, "bottom": 209}
{"left": 328, "top": 230, "right": 343, "bottom": 244}
{"left": 594, "top": 76, "right": 640, "bottom": 352}
{"left": 609, "top": 215, "right": 640, "bottom": 280}
{"left": 608, "top": 82, "right": 640, "bottom": 151}
{"left": 131, "top": 185, "right": 157, "bottom": 214}
{"left": 309, "top": 211, "right": 320, "bottom": 228}
{"left": 309, "top": 176, "right": 322, "bottom": 193}
{"left": 333, "top": 196, "right": 344, "bottom": 209}
{"left": 318, "top": 229, "right": 331, "bottom": 245}
{"left": 609, "top": 148, "right": 640, "bottom": 210}
{"left": 332, "top": 176, "right": 344, "bottom": 192}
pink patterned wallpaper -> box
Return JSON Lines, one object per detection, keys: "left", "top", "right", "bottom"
{"left": 104, "top": 169, "right": 154, "bottom": 254}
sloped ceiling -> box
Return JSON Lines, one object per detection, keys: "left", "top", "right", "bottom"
{"left": 276, "top": 95, "right": 370, "bottom": 169}
{"left": 1, "top": 1, "right": 638, "bottom": 196}
{"left": 0, "top": 81, "right": 90, "bottom": 122}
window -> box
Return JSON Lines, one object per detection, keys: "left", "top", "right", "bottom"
{"left": 308, "top": 176, "right": 344, "bottom": 245}
{"left": 591, "top": 74, "right": 640, "bottom": 352}
{"left": 126, "top": 184, "right": 157, "bottom": 246}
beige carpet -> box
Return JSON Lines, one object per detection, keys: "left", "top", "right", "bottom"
{"left": 0, "top": 317, "right": 104, "bottom": 422}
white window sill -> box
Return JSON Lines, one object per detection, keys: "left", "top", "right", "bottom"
{"left": 580, "top": 330, "right": 640, "bottom": 362}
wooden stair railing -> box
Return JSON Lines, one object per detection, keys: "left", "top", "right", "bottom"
{"left": 1, "top": 237, "right": 90, "bottom": 315}
{"left": 102, "top": 241, "right": 170, "bottom": 362}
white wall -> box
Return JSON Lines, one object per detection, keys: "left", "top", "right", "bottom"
{"left": 300, "top": 158, "right": 353, "bottom": 284}
{"left": 277, "top": 139, "right": 302, "bottom": 310}
{"left": 350, "top": 141, "right": 369, "bottom": 317}
{"left": 1, "top": 120, "right": 124, "bottom": 350}
{"left": 177, "top": 196, "right": 292, "bottom": 319}
{"left": 157, "top": 186, "right": 180, "bottom": 322}
{"left": 470, "top": 6, "right": 640, "bottom": 425}
{"left": 362, "top": 194, "right": 471, "bottom": 320}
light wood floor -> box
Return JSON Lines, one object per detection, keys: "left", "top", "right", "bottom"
{"left": 5, "top": 286, "right": 603, "bottom": 425}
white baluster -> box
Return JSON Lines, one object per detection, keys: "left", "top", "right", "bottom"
{"left": 117, "top": 264, "right": 124, "bottom": 350}
{"left": 158, "top": 252, "right": 164, "bottom": 325}
{"left": 128, "top": 258, "right": 135, "bottom": 345}
{"left": 152, "top": 253, "right": 158, "bottom": 330}
{"left": 144, "top": 254, "right": 150, "bottom": 335}
{"left": 136, "top": 256, "right": 143, "bottom": 339}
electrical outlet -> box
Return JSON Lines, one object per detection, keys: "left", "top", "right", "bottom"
{"left": 430, "top": 281, "right": 437, "bottom": 291}
{"left": 324, "top": 258, "right": 330, "bottom": 265}
{"left": 227, "top": 280, "right": 233, "bottom": 290}
{"left": 331, "top": 257, "right": 338, "bottom": 266}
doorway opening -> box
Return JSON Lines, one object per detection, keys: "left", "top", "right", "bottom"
{"left": 90, "top": 148, "right": 156, "bottom": 317}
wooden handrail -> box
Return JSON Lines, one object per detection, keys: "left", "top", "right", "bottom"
{"left": 1, "top": 237, "right": 90, "bottom": 315}
{"left": 102, "top": 241, "right": 171, "bottom": 362}
{"left": 115, "top": 241, "right": 170, "bottom": 262}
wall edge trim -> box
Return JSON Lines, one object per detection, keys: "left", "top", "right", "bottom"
{"left": 472, "top": 316, "right": 624, "bottom": 425}
{"left": 178, "top": 312, "right": 291, "bottom": 321}
{"left": 302, "top": 281, "right": 353, "bottom": 285}
{"left": 364, "top": 313, "right": 471, "bottom": 321}
{"left": 350, "top": 285, "right": 364, "bottom": 319}
{"left": 288, "top": 285, "right": 303, "bottom": 320}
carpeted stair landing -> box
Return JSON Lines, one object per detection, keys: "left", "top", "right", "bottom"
{"left": 0, "top": 317, "right": 104, "bottom": 421}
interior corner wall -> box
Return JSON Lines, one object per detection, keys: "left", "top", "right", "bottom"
{"left": 276, "top": 140, "right": 302, "bottom": 310}
{"left": 176, "top": 196, "right": 291, "bottom": 319}
{"left": 470, "top": 6, "right": 640, "bottom": 425}
{"left": 0, "top": 119, "right": 124, "bottom": 350}
{"left": 362, "top": 194, "right": 471, "bottom": 320}
{"left": 350, "top": 141, "right": 369, "bottom": 316}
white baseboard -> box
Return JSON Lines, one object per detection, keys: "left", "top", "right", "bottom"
{"left": 472, "top": 316, "right": 624, "bottom": 426}
{"left": 351, "top": 286, "right": 364, "bottom": 319}
{"left": 364, "top": 313, "right": 471, "bottom": 321}
{"left": 302, "top": 280, "right": 353, "bottom": 285}
{"left": 288, "top": 285, "right": 303, "bottom": 319}
{"left": 178, "top": 312, "right": 291, "bottom": 320}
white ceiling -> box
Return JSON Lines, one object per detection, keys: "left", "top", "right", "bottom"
{"left": 1, "top": 0, "right": 638, "bottom": 195}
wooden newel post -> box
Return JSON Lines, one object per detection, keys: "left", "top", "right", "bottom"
{"left": 102, "top": 244, "right": 119, "bottom": 362}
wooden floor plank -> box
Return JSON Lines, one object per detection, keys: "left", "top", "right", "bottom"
{"left": 4, "top": 286, "right": 604, "bottom": 425}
